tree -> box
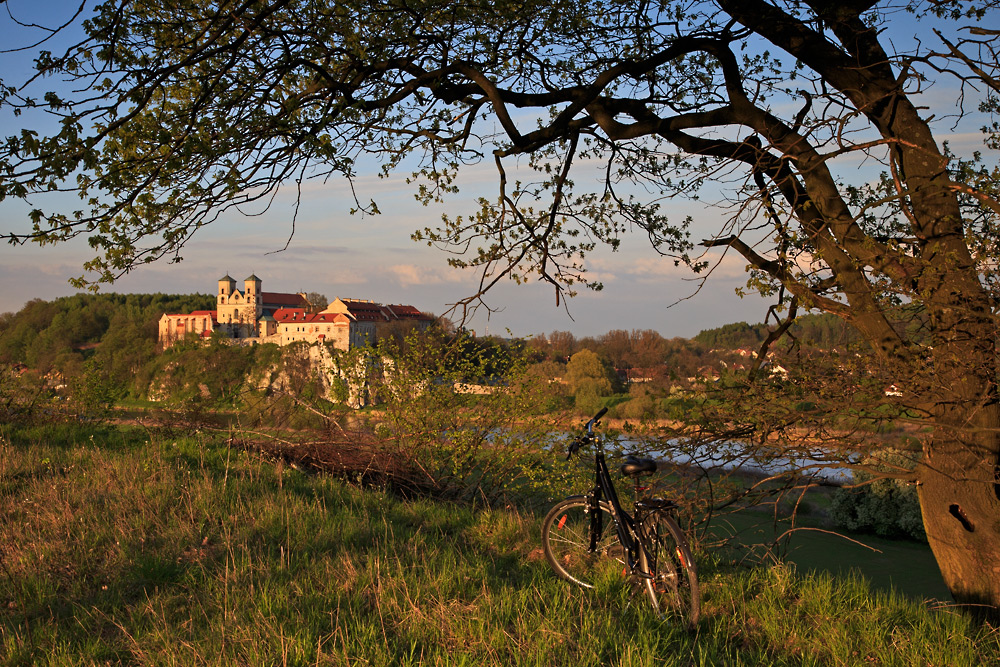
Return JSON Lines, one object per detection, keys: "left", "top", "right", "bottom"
{"left": 600, "top": 329, "right": 634, "bottom": 372}
{"left": 2, "top": 0, "right": 1000, "bottom": 611}
{"left": 564, "top": 349, "right": 614, "bottom": 408}
{"left": 629, "top": 329, "right": 667, "bottom": 370}
{"left": 304, "top": 292, "right": 329, "bottom": 313}
{"left": 547, "top": 331, "right": 578, "bottom": 361}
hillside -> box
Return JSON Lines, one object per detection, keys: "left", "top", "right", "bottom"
{"left": 693, "top": 313, "right": 863, "bottom": 350}
{"left": 0, "top": 292, "right": 214, "bottom": 370}
{"left": 0, "top": 293, "right": 884, "bottom": 417}
{"left": 2, "top": 422, "right": 995, "bottom": 665}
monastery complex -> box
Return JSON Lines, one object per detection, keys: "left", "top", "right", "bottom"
{"left": 158, "top": 274, "right": 433, "bottom": 350}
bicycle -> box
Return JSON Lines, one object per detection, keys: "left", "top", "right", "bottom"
{"left": 541, "top": 407, "right": 700, "bottom": 628}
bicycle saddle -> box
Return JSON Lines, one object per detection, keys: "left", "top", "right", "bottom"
{"left": 620, "top": 455, "right": 657, "bottom": 477}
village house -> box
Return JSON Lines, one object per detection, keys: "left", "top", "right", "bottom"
{"left": 158, "top": 274, "right": 433, "bottom": 350}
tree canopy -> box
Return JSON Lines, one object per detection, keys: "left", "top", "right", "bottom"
{"left": 2, "top": 0, "right": 1000, "bottom": 612}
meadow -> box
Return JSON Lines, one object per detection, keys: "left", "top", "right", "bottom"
{"left": 1, "top": 423, "right": 997, "bottom": 666}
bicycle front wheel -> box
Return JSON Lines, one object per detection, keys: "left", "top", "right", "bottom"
{"left": 638, "top": 511, "right": 700, "bottom": 628}
{"left": 541, "top": 496, "right": 623, "bottom": 589}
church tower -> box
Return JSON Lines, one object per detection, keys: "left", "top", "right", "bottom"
{"left": 218, "top": 274, "right": 236, "bottom": 305}
{"left": 244, "top": 273, "right": 263, "bottom": 324}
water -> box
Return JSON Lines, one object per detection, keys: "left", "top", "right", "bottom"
{"left": 606, "top": 436, "right": 855, "bottom": 483}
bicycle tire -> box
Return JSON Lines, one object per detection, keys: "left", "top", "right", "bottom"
{"left": 638, "top": 510, "right": 700, "bottom": 628}
{"left": 541, "top": 496, "right": 624, "bottom": 589}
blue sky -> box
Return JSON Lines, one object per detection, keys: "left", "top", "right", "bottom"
{"left": 0, "top": 152, "right": 768, "bottom": 338}
{"left": 1, "top": 1, "right": 995, "bottom": 339}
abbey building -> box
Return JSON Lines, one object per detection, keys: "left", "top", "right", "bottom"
{"left": 158, "top": 274, "right": 433, "bottom": 350}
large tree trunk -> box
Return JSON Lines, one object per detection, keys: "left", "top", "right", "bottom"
{"left": 917, "top": 399, "right": 1000, "bottom": 619}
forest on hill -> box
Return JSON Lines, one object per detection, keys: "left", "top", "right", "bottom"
{"left": 1, "top": 291, "right": 894, "bottom": 461}
{"left": 0, "top": 293, "right": 214, "bottom": 373}
{"left": 692, "top": 315, "right": 863, "bottom": 350}
{"left": 0, "top": 291, "right": 866, "bottom": 401}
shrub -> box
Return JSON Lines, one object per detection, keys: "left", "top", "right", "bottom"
{"left": 0, "top": 364, "right": 52, "bottom": 423}
{"left": 830, "top": 449, "right": 925, "bottom": 542}
{"left": 364, "top": 330, "right": 571, "bottom": 503}
{"left": 617, "top": 385, "right": 657, "bottom": 421}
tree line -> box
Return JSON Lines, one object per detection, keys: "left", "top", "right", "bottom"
{"left": 1, "top": 292, "right": 861, "bottom": 392}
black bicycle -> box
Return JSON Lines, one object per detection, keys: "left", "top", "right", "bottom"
{"left": 541, "top": 407, "right": 700, "bottom": 628}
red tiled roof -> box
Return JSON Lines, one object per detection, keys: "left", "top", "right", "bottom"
{"left": 273, "top": 308, "right": 307, "bottom": 322}
{"left": 384, "top": 304, "right": 431, "bottom": 320}
{"left": 273, "top": 309, "right": 349, "bottom": 325}
{"left": 343, "top": 300, "right": 388, "bottom": 322}
{"left": 350, "top": 313, "right": 384, "bottom": 323}
{"left": 311, "top": 313, "right": 347, "bottom": 323}
{"left": 164, "top": 310, "right": 218, "bottom": 320}
{"left": 262, "top": 292, "right": 308, "bottom": 307}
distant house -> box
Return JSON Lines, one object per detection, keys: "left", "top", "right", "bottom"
{"left": 157, "top": 309, "right": 218, "bottom": 344}
{"left": 272, "top": 298, "right": 434, "bottom": 349}
{"left": 158, "top": 274, "right": 433, "bottom": 351}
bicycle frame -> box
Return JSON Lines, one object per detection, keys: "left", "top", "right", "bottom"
{"left": 576, "top": 409, "right": 647, "bottom": 577}
{"left": 546, "top": 408, "right": 700, "bottom": 626}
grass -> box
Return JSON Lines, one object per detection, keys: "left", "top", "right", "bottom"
{"left": 1, "top": 422, "right": 997, "bottom": 665}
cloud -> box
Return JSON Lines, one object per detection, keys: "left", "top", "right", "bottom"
{"left": 584, "top": 249, "right": 750, "bottom": 285}
{"left": 387, "top": 264, "right": 472, "bottom": 287}
{"left": 190, "top": 237, "right": 353, "bottom": 257}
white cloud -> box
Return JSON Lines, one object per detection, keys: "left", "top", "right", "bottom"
{"left": 387, "top": 264, "right": 470, "bottom": 287}
{"left": 585, "top": 249, "right": 751, "bottom": 285}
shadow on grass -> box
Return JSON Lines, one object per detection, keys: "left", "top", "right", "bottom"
{"left": 707, "top": 510, "right": 951, "bottom": 602}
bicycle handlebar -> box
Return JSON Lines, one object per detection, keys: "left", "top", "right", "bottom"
{"left": 586, "top": 407, "right": 608, "bottom": 433}
{"left": 566, "top": 407, "right": 608, "bottom": 460}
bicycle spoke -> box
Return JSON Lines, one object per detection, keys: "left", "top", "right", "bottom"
{"left": 541, "top": 497, "right": 624, "bottom": 589}
{"left": 638, "top": 511, "right": 700, "bottom": 628}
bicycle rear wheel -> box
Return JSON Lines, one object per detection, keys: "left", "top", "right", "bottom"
{"left": 638, "top": 510, "right": 700, "bottom": 628}
{"left": 541, "top": 496, "right": 623, "bottom": 589}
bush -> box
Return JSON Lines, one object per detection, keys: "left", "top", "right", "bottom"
{"left": 616, "top": 385, "right": 657, "bottom": 421}
{"left": 573, "top": 380, "right": 605, "bottom": 416}
{"left": 365, "top": 330, "right": 572, "bottom": 503}
{"left": 71, "top": 358, "right": 124, "bottom": 419}
{"left": 0, "top": 364, "right": 53, "bottom": 423}
{"left": 830, "top": 449, "right": 925, "bottom": 542}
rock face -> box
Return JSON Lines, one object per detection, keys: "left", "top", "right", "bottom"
{"left": 250, "top": 343, "right": 373, "bottom": 409}
{"left": 147, "top": 341, "right": 375, "bottom": 409}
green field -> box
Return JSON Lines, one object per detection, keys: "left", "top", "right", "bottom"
{"left": 709, "top": 511, "right": 950, "bottom": 603}
{"left": 1, "top": 423, "right": 996, "bottom": 666}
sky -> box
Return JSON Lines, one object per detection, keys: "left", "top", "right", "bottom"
{"left": 0, "top": 1, "right": 995, "bottom": 339}
{"left": 0, "top": 158, "right": 769, "bottom": 338}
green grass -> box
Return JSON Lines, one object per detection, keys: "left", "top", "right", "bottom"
{"left": 1, "top": 423, "right": 997, "bottom": 666}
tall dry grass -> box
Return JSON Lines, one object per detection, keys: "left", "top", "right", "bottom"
{"left": 1, "top": 423, "right": 996, "bottom": 666}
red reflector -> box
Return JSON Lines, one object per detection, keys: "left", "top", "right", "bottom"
{"left": 557, "top": 515, "right": 568, "bottom": 530}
